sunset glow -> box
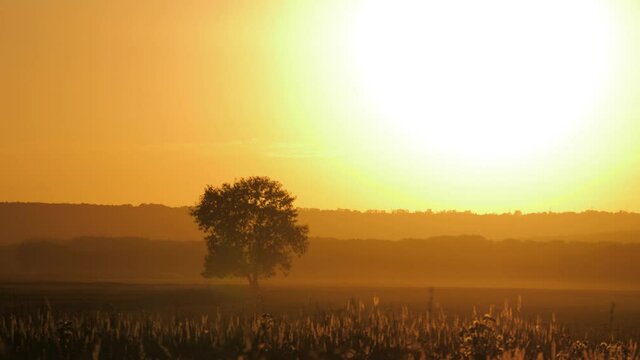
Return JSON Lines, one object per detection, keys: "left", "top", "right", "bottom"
{"left": 5, "top": 2, "right": 640, "bottom": 355}
{"left": 1, "top": 0, "right": 639, "bottom": 212}
{"left": 348, "top": 0, "right": 616, "bottom": 160}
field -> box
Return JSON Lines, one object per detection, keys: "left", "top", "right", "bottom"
{"left": 2, "top": 283, "right": 640, "bottom": 359}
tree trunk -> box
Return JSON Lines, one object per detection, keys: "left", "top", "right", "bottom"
{"left": 247, "top": 273, "right": 263, "bottom": 312}
{"left": 248, "top": 273, "right": 260, "bottom": 290}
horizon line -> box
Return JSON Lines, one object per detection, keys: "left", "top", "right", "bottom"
{"left": 0, "top": 201, "right": 638, "bottom": 216}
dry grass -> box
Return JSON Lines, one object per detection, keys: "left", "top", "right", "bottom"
{"left": 1, "top": 296, "right": 638, "bottom": 359}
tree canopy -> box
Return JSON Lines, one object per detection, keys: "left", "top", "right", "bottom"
{"left": 191, "top": 176, "right": 309, "bottom": 288}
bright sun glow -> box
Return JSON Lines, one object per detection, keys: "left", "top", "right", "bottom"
{"left": 349, "top": 0, "right": 616, "bottom": 161}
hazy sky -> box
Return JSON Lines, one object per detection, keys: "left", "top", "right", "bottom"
{"left": 2, "top": 0, "right": 640, "bottom": 212}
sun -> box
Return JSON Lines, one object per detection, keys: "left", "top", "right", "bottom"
{"left": 348, "top": 0, "right": 616, "bottom": 161}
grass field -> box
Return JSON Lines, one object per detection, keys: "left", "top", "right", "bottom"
{"left": 1, "top": 282, "right": 640, "bottom": 359}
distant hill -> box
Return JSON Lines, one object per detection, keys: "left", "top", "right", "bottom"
{"left": 2, "top": 202, "right": 640, "bottom": 244}
{"left": 301, "top": 209, "right": 640, "bottom": 241}
{"left": 2, "top": 236, "right": 640, "bottom": 289}
{"left": 0, "top": 237, "right": 204, "bottom": 282}
{"left": 528, "top": 231, "right": 640, "bottom": 243}
{"left": 0, "top": 203, "right": 201, "bottom": 244}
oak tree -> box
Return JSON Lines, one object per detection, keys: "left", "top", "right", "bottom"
{"left": 191, "top": 177, "right": 309, "bottom": 289}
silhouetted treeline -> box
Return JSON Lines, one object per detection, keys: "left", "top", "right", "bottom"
{"left": 2, "top": 203, "right": 640, "bottom": 244}
{"left": 0, "top": 237, "right": 204, "bottom": 282}
{"left": 0, "top": 203, "right": 202, "bottom": 244}
{"left": 295, "top": 236, "right": 640, "bottom": 289}
{"left": 2, "top": 236, "right": 640, "bottom": 289}
{"left": 301, "top": 208, "right": 640, "bottom": 241}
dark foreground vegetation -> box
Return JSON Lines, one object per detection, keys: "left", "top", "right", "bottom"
{"left": 1, "top": 284, "right": 640, "bottom": 359}
{"left": 1, "top": 298, "right": 637, "bottom": 359}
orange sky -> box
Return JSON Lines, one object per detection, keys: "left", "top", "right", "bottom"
{"left": 2, "top": 0, "right": 640, "bottom": 212}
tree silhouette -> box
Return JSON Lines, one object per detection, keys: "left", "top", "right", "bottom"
{"left": 191, "top": 176, "right": 309, "bottom": 289}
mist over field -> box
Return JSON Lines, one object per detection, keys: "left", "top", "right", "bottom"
{"left": 2, "top": 203, "right": 640, "bottom": 289}
{"left": 2, "top": 236, "right": 640, "bottom": 290}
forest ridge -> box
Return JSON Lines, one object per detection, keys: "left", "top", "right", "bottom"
{"left": 1, "top": 202, "right": 640, "bottom": 244}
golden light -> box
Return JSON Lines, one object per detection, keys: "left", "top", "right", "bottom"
{"left": 348, "top": 0, "right": 617, "bottom": 161}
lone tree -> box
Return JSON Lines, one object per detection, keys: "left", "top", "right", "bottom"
{"left": 191, "top": 176, "right": 309, "bottom": 289}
